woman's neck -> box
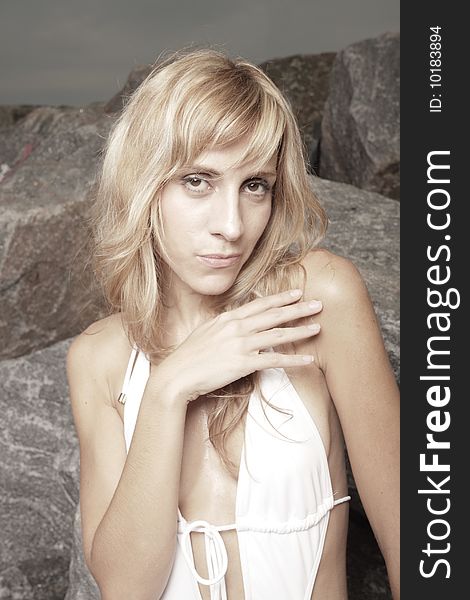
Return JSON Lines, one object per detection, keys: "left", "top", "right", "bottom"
{"left": 160, "top": 292, "right": 218, "bottom": 347}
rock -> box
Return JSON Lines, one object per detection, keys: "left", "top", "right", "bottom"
{"left": 0, "top": 104, "right": 93, "bottom": 167}
{"left": 0, "top": 338, "right": 79, "bottom": 600}
{"left": 64, "top": 509, "right": 100, "bottom": 600}
{"left": 319, "top": 33, "right": 400, "bottom": 199}
{"left": 104, "top": 64, "right": 152, "bottom": 114}
{"left": 0, "top": 104, "right": 109, "bottom": 360}
{"left": 0, "top": 105, "right": 42, "bottom": 129}
{"left": 347, "top": 512, "right": 392, "bottom": 599}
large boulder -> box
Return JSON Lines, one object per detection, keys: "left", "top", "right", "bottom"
{"left": 64, "top": 509, "right": 99, "bottom": 600}
{"left": 0, "top": 104, "right": 109, "bottom": 360}
{"left": 0, "top": 105, "right": 42, "bottom": 129}
{"left": 0, "top": 338, "right": 78, "bottom": 600}
{"left": 104, "top": 65, "right": 153, "bottom": 114}
{"left": 319, "top": 33, "right": 400, "bottom": 200}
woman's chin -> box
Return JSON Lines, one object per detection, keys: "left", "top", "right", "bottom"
{"left": 201, "top": 283, "right": 235, "bottom": 297}
{"left": 191, "top": 274, "right": 237, "bottom": 297}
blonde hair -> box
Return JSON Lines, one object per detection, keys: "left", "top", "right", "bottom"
{"left": 90, "top": 48, "right": 327, "bottom": 470}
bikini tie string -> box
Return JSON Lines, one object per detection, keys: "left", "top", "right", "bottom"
{"left": 180, "top": 519, "right": 230, "bottom": 594}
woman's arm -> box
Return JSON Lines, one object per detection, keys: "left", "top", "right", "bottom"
{"left": 303, "top": 250, "right": 400, "bottom": 598}
{"left": 67, "top": 326, "right": 188, "bottom": 600}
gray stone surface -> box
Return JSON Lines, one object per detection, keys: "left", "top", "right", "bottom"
{"left": 0, "top": 338, "right": 78, "bottom": 600}
{"left": 319, "top": 32, "right": 400, "bottom": 200}
{"left": 0, "top": 104, "right": 109, "bottom": 360}
{"left": 347, "top": 514, "right": 392, "bottom": 599}
{"left": 64, "top": 509, "right": 99, "bottom": 600}
{"left": 104, "top": 64, "right": 152, "bottom": 114}
{"left": 0, "top": 105, "right": 42, "bottom": 129}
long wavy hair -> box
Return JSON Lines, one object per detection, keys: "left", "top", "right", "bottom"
{"left": 90, "top": 48, "right": 328, "bottom": 471}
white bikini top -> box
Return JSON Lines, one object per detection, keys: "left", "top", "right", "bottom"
{"left": 120, "top": 347, "right": 350, "bottom": 600}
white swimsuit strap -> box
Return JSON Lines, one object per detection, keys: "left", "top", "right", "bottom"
{"left": 333, "top": 495, "right": 351, "bottom": 506}
{"left": 118, "top": 346, "right": 139, "bottom": 405}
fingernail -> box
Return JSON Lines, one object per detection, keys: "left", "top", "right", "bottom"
{"left": 290, "top": 289, "right": 302, "bottom": 297}
{"left": 309, "top": 300, "right": 322, "bottom": 309}
{"left": 302, "top": 355, "right": 314, "bottom": 362}
{"left": 307, "top": 323, "right": 320, "bottom": 332}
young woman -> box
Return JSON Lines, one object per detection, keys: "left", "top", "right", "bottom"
{"left": 67, "top": 49, "right": 400, "bottom": 600}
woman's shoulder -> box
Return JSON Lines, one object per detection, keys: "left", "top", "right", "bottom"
{"left": 297, "top": 248, "right": 376, "bottom": 356}
{"left": 300, "top": 248, "right": 369, "bottom": 305}
{"left": 298, "top": 248, "right": 381, "bottom": 370}
{"left": 68, "top": 312, "right": 131, "bottom": 358}
{"left": 66, "top": 313, "right": 134, "bottom": 408}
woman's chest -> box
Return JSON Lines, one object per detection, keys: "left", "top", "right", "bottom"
{"left": 170, "top": 365, "right": 345, "bottom": 600}
{"left": 177, "top": 364, "right": 336, "bottom": 521}
{"left": 178, "top": 398, "right": 244, "bottom": 524}
{"left": 177, "top": 402, "right": 246, "bottom": 600}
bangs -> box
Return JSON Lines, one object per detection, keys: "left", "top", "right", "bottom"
{"left": 169, "top": 65, "right": 287, "bottom": 172}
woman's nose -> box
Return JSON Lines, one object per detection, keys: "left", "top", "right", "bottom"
{"left": 208, "top": 190, "right": 244, "bottom": 241}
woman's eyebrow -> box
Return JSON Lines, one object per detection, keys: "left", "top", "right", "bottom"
{"left": 181, "top": 164, "right": 277, "bottom": 178}
{"left": 182, "top": 164, "right": 220, "bottom": 176}
{"left": 255, "top": 170, "right": 277, "bottom": 178}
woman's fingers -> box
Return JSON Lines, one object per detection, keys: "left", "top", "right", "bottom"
{"left": 167, "top": 290, "right": 323, "bottom": 402}
{"left": 243, "top": 299, "right": 322, "bottom": 333}
{"left": 231, "top": 289, "right": 305, "bottom": 319}
{"left": 252, "top": 323, "right": 320, "bottom": 351}
{"left": 255, "top": 351, "right": 315, "bottom": 370}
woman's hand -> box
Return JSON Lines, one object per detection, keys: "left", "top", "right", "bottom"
{"left": 151, "top": 289, "right": 322, "bottom": 403}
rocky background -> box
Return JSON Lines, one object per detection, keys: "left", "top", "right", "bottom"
{"left": 0, "top": 32, "right": 399, "bottom": 599}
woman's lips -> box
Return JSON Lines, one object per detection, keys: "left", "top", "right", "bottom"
{"left": 197, "top": 254, "right": 241, "bottom": 268}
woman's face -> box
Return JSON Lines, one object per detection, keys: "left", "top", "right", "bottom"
{"left": 157, "top": 139, "right": 276, "bottom": 302}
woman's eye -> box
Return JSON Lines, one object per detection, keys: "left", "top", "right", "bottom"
{"left": 183, "top": 176, "right": 210, "bottom": 193}
{"left": 244, "top": 180, "right": 270, "bottom": 195}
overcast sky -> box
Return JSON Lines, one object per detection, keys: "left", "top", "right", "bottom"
{"left": 1, "top": 0, "right": 399, "bottom": 106}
